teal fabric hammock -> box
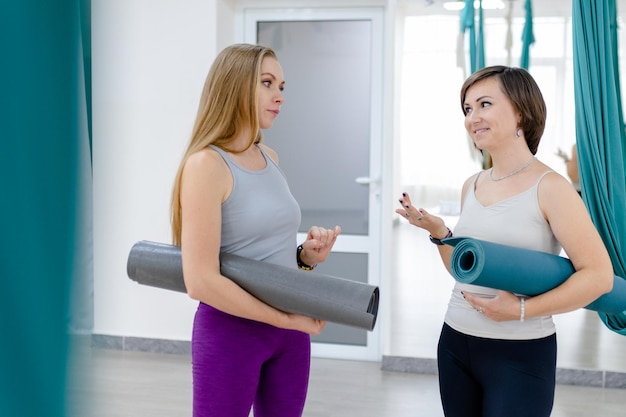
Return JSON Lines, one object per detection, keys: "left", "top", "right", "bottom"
{"left": 461, "top": 0, "right": 534, "bottom": 71}
{"left": 572, "top": 0, "right": 626, "bottom": 334}
{"left": 520, "top": 0, "right": 534, "bottom": 69}
{"left": 460, "top": 0, "right": 485, "bottom": 73}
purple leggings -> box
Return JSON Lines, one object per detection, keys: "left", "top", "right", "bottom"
{"left": 192, "top": 303, "right": 311, "bottom": 417}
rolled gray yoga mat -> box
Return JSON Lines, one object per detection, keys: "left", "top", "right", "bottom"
{"left": 445, "top": 236, "right": 626, "bottom": 314}
{"left": 127, "top": 240, "right": 379, "bottom": 330}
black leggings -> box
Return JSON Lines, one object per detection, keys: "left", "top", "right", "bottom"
{"left": 437, "top": 323, "right": 557, "bottom": 417}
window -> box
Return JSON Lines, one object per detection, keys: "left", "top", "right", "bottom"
{"left": 397, "top": 14, "right": 625, "bottom": 207}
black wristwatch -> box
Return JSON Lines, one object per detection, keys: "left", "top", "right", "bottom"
{"left": 297, "top": 244, "right": 317, "bottom": 270}
{"left": 429, "top": 227, "right": 453, "bottom": 245}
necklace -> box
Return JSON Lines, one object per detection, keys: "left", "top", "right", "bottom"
{"left": 489, "top": 156, "right": 537, "bottom": 181}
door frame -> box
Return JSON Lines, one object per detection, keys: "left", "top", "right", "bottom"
{"left": 239, "top": 6, "right": 386, "bottom": 361}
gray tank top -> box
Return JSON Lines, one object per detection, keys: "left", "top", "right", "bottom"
{"left": 445, "top": 171, "right": 561, "bottom": 339}
{"left": 211, "top": 145, "right": 301, "bottom": 269}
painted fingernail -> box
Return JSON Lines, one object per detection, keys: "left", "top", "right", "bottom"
{"left": 402, "top": 192, "right": 406, "bottom": 197}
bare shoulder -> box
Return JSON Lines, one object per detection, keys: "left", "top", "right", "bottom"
{"left": 182, "top": 147, "right": 232, "bottom": 199}
{"left": 258, "top": 143, "right": 279, "bottom": 164}
{"left": 537, "top": 169, "right": 586, "bottom": 218}
{"left": 184, "top": 147, "right": 228, "bottom": 176}
{"left": 537, "top": 169, "right": 578, "bottom": 196}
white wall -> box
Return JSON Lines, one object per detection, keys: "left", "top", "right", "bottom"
{"left": 92, "top": 0, "right": 235, "bottom": 340}
{"left": 91, "top": 0, "right": 391, "bottom": 345}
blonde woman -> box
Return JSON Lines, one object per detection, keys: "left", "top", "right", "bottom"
{"left": 171, "top": 44, "right": 341, "bottom": 417}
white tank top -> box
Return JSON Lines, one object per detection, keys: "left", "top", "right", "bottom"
{"left": 445, "top": 171, "right": 561, "bottom": 340}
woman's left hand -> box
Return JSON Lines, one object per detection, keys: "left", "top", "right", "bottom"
{"left": 462, "top": 290, "right": 525, "bottom": 322}
{"left": 300, "top": 225, "right": 342, "bottom": 266}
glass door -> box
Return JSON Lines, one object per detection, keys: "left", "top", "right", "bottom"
{"left": 243, "top": 7, "right": 384, "bottom": 361}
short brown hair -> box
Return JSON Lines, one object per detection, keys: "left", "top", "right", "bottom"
{"left": 460, "top": 65, "right": 546, "bottom": 155}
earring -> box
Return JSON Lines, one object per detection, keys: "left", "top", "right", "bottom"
{"left": 516, "top": 128, "right": 522, "bottom": 138}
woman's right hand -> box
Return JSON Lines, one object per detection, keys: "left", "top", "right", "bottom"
{"left": 397, "top": 192, "right": 456, "bottom": 272}
{"left": 396, "top": 192, "right": 447, "bottom": 235}
{"left": 283, "top": 313, "right": 327, "bottom": 335}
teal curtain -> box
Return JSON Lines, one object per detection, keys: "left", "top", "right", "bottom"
{"left": 520, "top": 0, "right": 535, "bottom": 69}
{"left": 68, "top": 0, "right": 94, "bottom": 336}
{"left": 0, "top": 0, "right": 85, "bottom": 415}
{"left": 461, "top": 0, "right": 485, "bottom": 73}
{"left": 80, "top": 0, "right": 93, "bottom": 161}
{"left": 476, "top": 0, "right": 485, "bottom": 70}
{"left": 572, "top": 0, "right": 626, "bottom": 334}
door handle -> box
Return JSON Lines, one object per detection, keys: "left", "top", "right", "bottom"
{"left": 355, "top": 176, "right": 380, "bottom": 185}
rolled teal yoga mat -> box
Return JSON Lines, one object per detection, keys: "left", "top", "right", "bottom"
{"left": 444, "top": 237, "right": 626, "bottom": 314}
{"left": 127, "top": 240, "right": 379, "bottom": 331}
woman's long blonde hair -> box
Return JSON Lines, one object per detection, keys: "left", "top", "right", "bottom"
{"left": 170, "top": 44, "right": 277, "bottom": 245}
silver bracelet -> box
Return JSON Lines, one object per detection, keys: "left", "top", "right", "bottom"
{"left": 520, "top": 297, "right": 525, "bottom": 322}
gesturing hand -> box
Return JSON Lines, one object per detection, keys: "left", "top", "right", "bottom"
{"left": 396, "top": 192, "right": 446, "bottom": 233}
{"left": 300, "top": 225, "right": 342, "bottom": 266}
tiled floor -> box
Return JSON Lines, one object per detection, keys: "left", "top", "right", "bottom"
{"left": 66, "top": 347, "right": 626, "bottom": 417}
